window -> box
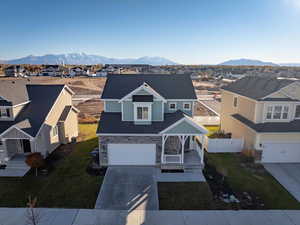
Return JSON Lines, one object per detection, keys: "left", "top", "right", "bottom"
{"left": 0, "top": 108, "right": 10, "bottom": 118}
{"left": 183, "top": 102, "right": 191, "bottom": 110}
{"left": 137, "top": 107, "right": 149, "bottom": 120}
{"left": 295, "top": 105, "right": 300, "bottom": 119}
{"left": 52, "top": 125, "right": 58, "bottom": 137}
{"left": 265, "top": 105, "right": 289, "bottom": 120}
{"left": 134, "top": 102, "right": 152, "bottom": 122}
{"left": 266, "top": 106, "right": 272, "bottom": 119}
{"left": 233, "top": 97, "right": 238, "bottom": 107}
{"left": 0, "top": 140, "right": 2, "bottom": 146}
{"left": 283, "top": 106, "right": 289, "bottom": 119}
{"left": 169, "top": 103, "right": 177, "bottom": 110}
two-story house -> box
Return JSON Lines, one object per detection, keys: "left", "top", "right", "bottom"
{"left": 97, "top": 74, "right": 208, "bottom": 170}
{"left": 0, "top": 80, "right": 79, "bottom": 176}
{"left": 41, "top": 65, "right": 63, "bottom": 76}
{"left": 221, "top": 76, "right": 300, "bottom": 163}
{"left": 5, "top": 65, "right": 25, "bottom": 77}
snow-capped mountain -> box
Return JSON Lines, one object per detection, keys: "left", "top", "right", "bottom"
{"left": 2, "top": 53, "right": 178, "bottom": 65}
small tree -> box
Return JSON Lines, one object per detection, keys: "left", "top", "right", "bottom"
{"left": 26, "top": 196, "right": 41, "bottom": 225}
{"left": 25, "top": 153, "right": 46, "bottom": 176}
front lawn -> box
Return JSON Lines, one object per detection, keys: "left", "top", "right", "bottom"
{"left": 0, "top": 124, "right": 102, "bottom": 208}
{"left": 205, "top": 153, "right": 300, "bottom": 209}
{"left": 158, "top": 182, "right": 217, "bottom": 210}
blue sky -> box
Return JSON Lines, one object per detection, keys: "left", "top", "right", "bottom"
{"left": 0, "top": 0, "right": 300, "bottom": 64}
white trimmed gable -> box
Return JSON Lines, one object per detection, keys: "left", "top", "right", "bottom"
{"left": 119, "top": 82, "right": 167, "bottom": 103}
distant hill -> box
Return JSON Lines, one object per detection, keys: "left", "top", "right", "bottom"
{"left": 279, "top": 63, "right": 300, "bottom": 67}
{"left": 1, "top": 53, "right": 178, "bottom": 66}
{"left": 219, "top": 58, "right": 279, "bottom": 66}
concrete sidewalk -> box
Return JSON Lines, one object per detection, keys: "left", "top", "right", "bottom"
{"left": 1, "top": 208, "right": 300, "bottom": 225}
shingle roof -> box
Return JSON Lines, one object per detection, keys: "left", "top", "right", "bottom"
{"left": 0, "top": 85, "right": 65, "bottom": 136}
{"left": 97, "top": 110, "right": 187, "bottom": 134}
{"left": 0, "top": 80, "right": 30, "bottom": 105}
{"left": 232, "top": 114, "right": 300, "bottom": 133}
{"left": 222, "top": 77, "right": 295, "bottom": 100}
{"left": 101, "top": 74, "right": 197, "bottom": 100}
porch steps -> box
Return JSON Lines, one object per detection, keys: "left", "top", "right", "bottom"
{"left": 161, "top": 163, "right": 184, "bottom": 170}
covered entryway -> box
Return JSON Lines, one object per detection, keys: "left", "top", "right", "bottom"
{"left": 262, "top": 142, "right": 300, "bottom": 163}
{"left": 160, "top": 116, "right": 208, "bottom": 170}
{"left": 107, "top": 144, "right": 156, "bottom": 165}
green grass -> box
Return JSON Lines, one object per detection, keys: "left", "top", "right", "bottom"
{"left": 158, "top": 182, "right": 217, "bottom": 210}
{"left": 206, "top": 153, "right": 300, "bottom": 209}
{"left": 204, "top": 125, "right": 220, "bottom": 136}
{"left": 0, "top": 124, "right": 102, "bottom": 208}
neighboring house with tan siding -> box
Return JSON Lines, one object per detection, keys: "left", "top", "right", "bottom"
{"left": 220, "top": 76, "right": 300, "bottom": 163}
{"left": 0, "top": 81, "right": 79, "bottom": 168}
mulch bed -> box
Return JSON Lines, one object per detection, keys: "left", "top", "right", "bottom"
{"left": 203, "top": 158, "right": 265, "bottom": 210}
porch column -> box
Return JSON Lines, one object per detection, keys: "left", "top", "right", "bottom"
{"left": 0, "top": 139, "right": 7, "bottom": 162}
{"left": 189, "top": 135, "right": 193, "bottom": 149}
{"left": 161, "top": 135, "right": 168, "bottom": 164}
{"left": 201, "top": 135, "right": 205, "bottom": 165}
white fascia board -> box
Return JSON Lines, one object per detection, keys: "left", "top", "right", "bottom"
{"left": 159, "top": 116, "right": 208, "bottom": 134}
{"left": 118, "top": 83, "right": 167, "bottom": 103}
{"left": 0, "top": 126, "right": 34, "bottom": 140}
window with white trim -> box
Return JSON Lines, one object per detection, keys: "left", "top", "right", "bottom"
{"left": 265, "top": 105, "right": 289, "bottom": 120}
{"left": 169, "top": 103, "right": 177, "bottom": 110}
{"left": 0, "top": 108, "right": 10, "bottom": 118}
{"left": 137, "top": 106, "right": 149, "bottom": 120}
{"left": 295, "top": 105, "right": 300, "bottom": 119}
{"left": 134, "top": 102, "right": 152, "bottom": 121}
{"left": 51, "top": 125, "right": 59, "bottom": 137}
{"left": 183, "top": 102, "right": 191, "bottom": 110}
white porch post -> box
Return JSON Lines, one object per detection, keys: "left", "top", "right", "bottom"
{"left": 161, "top": 135, "right": 167, "bottom": 164}
{"left": 201, "top": 134, "right": 205, "bottom": 165}
{"left": 189, "top": 135, "right": 193, "bottom": 149}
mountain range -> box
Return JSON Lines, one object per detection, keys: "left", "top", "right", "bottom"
{"left": 1, "top": 53, "right": 178, "bottom": 66}
{"left": 219, "top": 58, "right": 278, "bottom": 66}
{"left": 219, "top": 58, "right": 300, "bottom": 67}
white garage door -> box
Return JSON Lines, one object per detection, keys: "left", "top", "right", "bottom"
{"left": 108, "top": 144, "right": 156, "bottom": 165}
{"left": 262, "top": 142, "right": 300, "bottom": 163}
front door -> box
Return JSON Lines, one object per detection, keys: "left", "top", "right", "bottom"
{"left": 19, "top": 139, "right": 31, "bottom": 154}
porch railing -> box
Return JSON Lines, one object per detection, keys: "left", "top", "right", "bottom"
{"left": 162, "top": 154, "right": 182, "bottom": 164}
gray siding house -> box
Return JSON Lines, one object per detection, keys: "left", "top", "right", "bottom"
{"left": 97, "top": 74, "right": 207, "bottom": 171}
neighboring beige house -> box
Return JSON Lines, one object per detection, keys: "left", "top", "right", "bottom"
{"left": 221, "top": 76, "right": 300, "bottom": 163}
{"left": 0, "top": 80, "right": 79, "bottom": 168}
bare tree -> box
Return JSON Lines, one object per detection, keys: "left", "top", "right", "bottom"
{"left": 26, "top": 196, "right": 41, "bottom": 225}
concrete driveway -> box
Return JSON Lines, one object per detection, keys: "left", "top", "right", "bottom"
{"left": 264, "top": 163, "right": 300, "bottom": 201}
{"left": 94, "top": 167, "right": 159, "bottom": 211}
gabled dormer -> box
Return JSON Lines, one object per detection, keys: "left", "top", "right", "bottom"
{"left": 118, "top": 82, "right": 167, "bottom": 124}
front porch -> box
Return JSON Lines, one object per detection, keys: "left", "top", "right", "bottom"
{"left": 160, "top": 134, "right": 205, "bottom": 171}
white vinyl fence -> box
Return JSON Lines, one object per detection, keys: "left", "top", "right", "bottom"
{"left": 199, "top": 136, "right": 244, "bottom": 153}
{"left": 193, "top": 116, "right": 220, "bottom": 126}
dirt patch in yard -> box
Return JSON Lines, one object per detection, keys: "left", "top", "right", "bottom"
{"left": 203, "top": 158, "right": 265, "bottom": 210}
